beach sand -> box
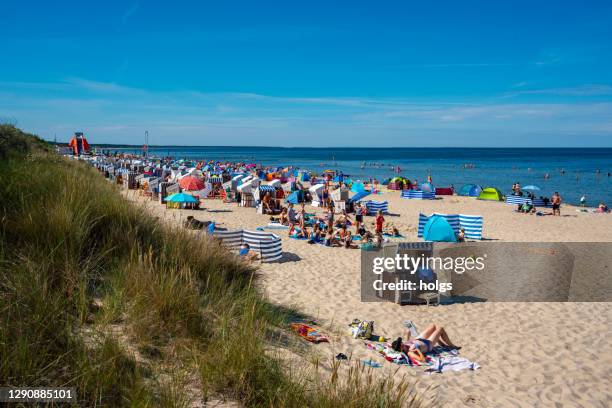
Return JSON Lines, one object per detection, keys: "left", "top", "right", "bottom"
{"left": 126, "top": 190, "right": 612, "bottom": 407}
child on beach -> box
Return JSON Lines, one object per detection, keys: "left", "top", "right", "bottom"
{"left": 354, "top": 202, "right": 364, "bottom": 234}
{"left": 456, "top": 228, "right": 465, "bottom": 242}
{"left": 375, "top": 210, "right": 385, "bottom": 235}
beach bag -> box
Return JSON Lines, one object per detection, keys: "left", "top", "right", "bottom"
{"left": 350, "top": 319, "right": 374, "bottom": 339}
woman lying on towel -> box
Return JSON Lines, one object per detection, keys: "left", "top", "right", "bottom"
{"left": 392, "top": 324, "right": 459, "bottom": 358}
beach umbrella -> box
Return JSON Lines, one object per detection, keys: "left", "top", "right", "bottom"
{"left": 522, "top": 185, "right": 541, "bottom": 192}
{"left": 179, "top": 176, "right": 204, "bottom": 191}
{"left": 165, "top": 193, "right": 199, "bottom": 204}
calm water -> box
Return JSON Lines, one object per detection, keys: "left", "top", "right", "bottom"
{"left": 106, "top": 146, "right": 612, "bottom": 206}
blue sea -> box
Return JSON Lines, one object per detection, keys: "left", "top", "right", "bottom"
{"left": 108, "top": 146, "right": 612, "bottom": 206}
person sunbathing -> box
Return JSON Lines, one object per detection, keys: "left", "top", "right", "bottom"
{"left": 392, "top": 324, "right": 459, "bottom": 355}
{"left": 598, "top": 202, "right": 610, "bottom": 213}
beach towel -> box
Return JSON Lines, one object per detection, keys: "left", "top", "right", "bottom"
{"left": 265, "top": 223, "right": 289, "bottom": 230}
{"left": 426, "top": 352, "right": 480, "bottom": 373}
{"left": 290, "top": 323, "right": 329, "bottom": 343}
{"left": 365, "top": 342, "right": 479, "bottom": 371}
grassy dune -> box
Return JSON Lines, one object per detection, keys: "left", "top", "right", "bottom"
{"left": 0, "top": 125, "right": 420, "bottom": 407}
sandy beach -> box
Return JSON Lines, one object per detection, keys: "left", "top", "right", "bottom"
{"left": 125, "top": 188, "right": 612, "bottom": 408}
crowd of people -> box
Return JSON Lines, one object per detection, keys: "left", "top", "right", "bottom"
{"left": 271, "top": 200, "right": 398, "bottom": 249}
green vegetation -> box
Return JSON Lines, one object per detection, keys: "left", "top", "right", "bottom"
{"left": 0, "top": 125, "right": 421, "bottom": 407}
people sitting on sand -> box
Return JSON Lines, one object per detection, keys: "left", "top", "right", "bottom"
{"left": 520, "top": 202, "right": 534, "bottom": 214}
{"left": 324, "top": 228, "right": 338, "bottom": 247}
{"left": 597, "top": 202, "right": 610, "bottom": 213}
{"left": 337, "top": 224, "right": 354, "bottom": 249}
{"left": 456, "top": 228, "right": 465, "bottom": 242}
{"left": 296, "top": 225, "right": 309, "bottom": 239}
{"left": 279, "top": 207, "right": 289, "bottom": 225}
{"left": 335, "top": 210, "right": 352, "bottom": 228}
{"left": 239, "top": 243, "right": 259, "bottom": 263}
{"left": 262, "top": 191, "right": 273, "bottom": 214}
{"left": 308, "top": 223, "right": 322, "bottom": 243}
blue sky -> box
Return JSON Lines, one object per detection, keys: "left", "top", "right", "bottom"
{"left": 1, "top": 0, "right": 612, "bottom": 146}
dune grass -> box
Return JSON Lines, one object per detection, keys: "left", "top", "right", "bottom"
{"left": 0, "top": 125, "right": 422, "bottom": 407}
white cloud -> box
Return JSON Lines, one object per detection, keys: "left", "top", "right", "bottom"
{"left": 1, "top": 78, "right": 612, "bottom": 146}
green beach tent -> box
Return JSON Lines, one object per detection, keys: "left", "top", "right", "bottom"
{"left": 478, "top": 187, "right": 503, "bottom": 201}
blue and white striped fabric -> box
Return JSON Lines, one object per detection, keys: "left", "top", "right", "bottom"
{"left": 213, "top": 229, "right": 283, "bottom": 262}
{"left": 258, "top": 185, "right": 276, "bottom": 192}
{"left": 417, "top": 213, "right": 484, "bottom": 240}
{"left": 505, "top": 195, "right": 551, "bottom": 207}
{"left": 208, "top": 176, "right": 223, "bottom": 183}
{"left": 364, "top": 201, "right": 389, "bottom": 215}
{"left": 242, "top": 230, "right": 283, "bottom": 262}
{"left": 256, "top": 184, "right": 276, "bottom": 200}
{"left": 401, "top": 190, "right": 436, "bottom": 200}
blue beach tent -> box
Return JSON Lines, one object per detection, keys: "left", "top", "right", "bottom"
{"left": 286, "top": 191, "right": 300, "bottom": 204}
{"left": 351, "top": 181, "right": 366, "bottom": 193}
{"left": 422, "top": 216, "right": 457, "bottom": 242}
{"left": 459, "top": 184, "right": 483, "bottom": 197}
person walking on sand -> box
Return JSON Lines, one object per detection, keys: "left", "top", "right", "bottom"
{"left": 551, "top": 192, "right": 562, "bottom": 216}
{"left": 580, "top": 194, "right": 587, "bottom": 207}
